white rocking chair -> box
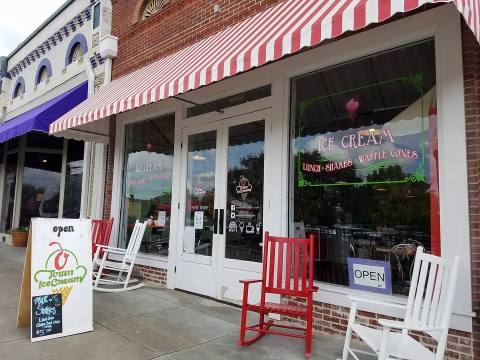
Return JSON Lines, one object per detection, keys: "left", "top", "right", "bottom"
{"left": 339, "top": 247, "right": 460, "bottom": 360}
{"left": 93, "top": 220, "right": 148, "bottom": 292}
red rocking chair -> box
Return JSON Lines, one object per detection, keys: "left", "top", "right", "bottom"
{"left": 92, "top": 218, "right": 114, "bottom": 259}
{"left": 238, "top": 231, "right": 318, "bottom": 357}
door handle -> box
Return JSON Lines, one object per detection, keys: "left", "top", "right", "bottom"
{"left": 219, "top": 209, "right": 224, "bottom": 235}
{"left": 213, "top": 209, "right": 218, "bottom": 234}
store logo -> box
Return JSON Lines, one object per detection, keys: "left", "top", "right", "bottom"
{"left": 34, "top": 242, "right": 87, "bottom": 304}
{"left": 236, "top": 176, "right": 252, "bottom": 200}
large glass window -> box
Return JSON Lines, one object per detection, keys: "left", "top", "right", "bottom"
{"left": 121, "top": 114, "right": 175, "bottom": 255}
{"left": 1, "top": 153, "right": 18, "bottom": 232}
{"left": 20, "top": 152, "right": 62, "bottom": 227}
{"left": 290, "top": 40, "right": 438, "bottom": 295}
{"left": 63, "top": 140, "right": 85, "bottom": 218}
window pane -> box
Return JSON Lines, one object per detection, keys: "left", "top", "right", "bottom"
{"left": 7, "top": 138, "right": 20, "bottom": 151}
{"left": 1, "top": 153, "right": 17, "bottom": 232}
{"left": 93, "top": 4, "right": 100, "bottom": 29}
{"left": 225, "top": 121, "right": 264, "bottom": 262}
{"left": 290, "top": 40, "right": 438, "bottom": 296}
{"left": 20, "top": 152, "right": 62, "bottom": 228}
{"left": 27, "top": 132, "right": 64, "bottom": 149}
{"left": 63, "top": 140, "right": 84, "bottom": 218}
{"left": 184, "top": 131, "right": 217, "bottom": 257}
{"left": 122, "top": 114, "right": 175, "bottom": 255}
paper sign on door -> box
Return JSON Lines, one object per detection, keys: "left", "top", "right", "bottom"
{"left": 194, "top": 211, "right": 204, "bottom": 229}
{"left": 157, "top": 211, "right": 166, "bottom": 227}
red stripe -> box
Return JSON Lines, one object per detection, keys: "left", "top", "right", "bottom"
{"left": 331, "top": 1, "right": 356, "bottom": 37}
{"left": 310, "top": 0, "right": 344, "bottom": 45}
{"left": 378, "top": 0, "right": 391, "bottom": 22}
{"left": 404, "top": 0, "right": 420, "bottom": 11}
{"left": 353, "top": 0, "right": 367, "bottom": 30}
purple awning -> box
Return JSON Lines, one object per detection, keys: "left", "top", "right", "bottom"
{"left": 0, "top": 82, "right": 87, "bottom": 143}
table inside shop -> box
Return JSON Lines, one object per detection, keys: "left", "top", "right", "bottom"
{"left": 140, "top": 224, "right": 170, "bottom": 255}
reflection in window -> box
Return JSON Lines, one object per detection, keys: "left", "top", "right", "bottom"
{"left": 225, "top": 121, "right": 264, "bottom": 262}
{"left": 1, "top": 153, "right": 18, "bottom": 232}
{"left": 122, "top": 114, "right": 175, "bottom": 255}
{"left": 290, "top": 40, "right": 438, "bottom": 295}
{"left": 63, "top": 140, "right": 84, "bottom": 218}
{"left": 184, "top": 131, "right": 217, "bottom": 257}
{"left": 20, "top": 152, "right": 62, "bottom": 228}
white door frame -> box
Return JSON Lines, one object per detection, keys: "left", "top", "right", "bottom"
{"left": 175, "top": 107, "right": 272, "bottom": 301}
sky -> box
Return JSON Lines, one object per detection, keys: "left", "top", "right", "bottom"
{"left": 0, "top": 0, "right": 66, "bottom": 56}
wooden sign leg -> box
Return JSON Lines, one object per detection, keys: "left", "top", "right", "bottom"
{"left": 17, "top": 228, "right": 32, "bottom": 328}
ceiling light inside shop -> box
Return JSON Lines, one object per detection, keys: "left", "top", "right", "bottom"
{"left": 193, "top": 155, "right": 206, "bottom": 160}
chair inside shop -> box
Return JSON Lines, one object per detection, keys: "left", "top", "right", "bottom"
{"left": 238, "top": 231, "right": 318, "bottom": 357}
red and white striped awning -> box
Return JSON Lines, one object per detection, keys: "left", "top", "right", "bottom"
{"left": 50, "top": 0, "right": 480, "bottom": 134}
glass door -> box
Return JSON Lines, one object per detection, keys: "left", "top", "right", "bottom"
{"left": 176, "top": 122, "right": 223, "bottom": 297}
{"left": 176, "top": 111, "right": 268, "bottom": 301}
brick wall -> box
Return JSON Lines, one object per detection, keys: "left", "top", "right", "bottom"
{"left": 462, "top": 21, "right": 480, "bottom": 359}
{"left": 111, "top": 0, "right": 285, "bottom": 79}
{"left": 132, "top": 264, "right": 168, "bottom": 287}
{"left": 282, "top": 297, "right": 473, "bottom": 359}
{"left": 102, "top": 114, "right": 116, "bottom": 219}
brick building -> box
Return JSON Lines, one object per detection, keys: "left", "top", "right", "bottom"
{"left": 50, "top": 1, "right": 479, "bottom": 358}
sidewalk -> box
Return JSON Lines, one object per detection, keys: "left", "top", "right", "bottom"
{"left": 0, "top": 243, "right": 361, "bottom": 360}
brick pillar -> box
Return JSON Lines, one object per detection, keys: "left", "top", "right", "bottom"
{"left": 103, "top": 114, "right": 116, "bottom": 219}
{"left": 462, "top": 21, "right": 480, "bottom": 359}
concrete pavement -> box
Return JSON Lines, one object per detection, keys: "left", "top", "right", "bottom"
{"left": 0, "top": 243, "right": 364, "bottom": 360}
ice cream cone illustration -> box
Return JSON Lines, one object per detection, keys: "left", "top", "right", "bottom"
{"left": 52, "top": 286, "right": 73, "bottom": 306}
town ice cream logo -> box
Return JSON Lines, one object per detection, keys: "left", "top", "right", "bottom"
{"left": 34, "top": 241, "right": 87, "bottom": 305}
{"left": 236, "top": 176, "right": 253, "bottom": 200}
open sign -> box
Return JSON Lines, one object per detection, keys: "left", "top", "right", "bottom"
{"left": 347, "top": 258, "right": 392, "bottom": 295}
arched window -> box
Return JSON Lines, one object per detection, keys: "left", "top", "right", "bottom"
{"left": 12, "top": 77, "right": 25, "bottom": 99}
{"left": 39, "top": 66, "right": 49, "bottom": 82}
{"left": 13, "top": 83, "right": 24, "bottom": 98}
{"left": 142, "top": 0, "right": 167, "bottom": 20}
{"left": 35, "top": 58, "right": 52, "bottom": 85}
{"left": 71, "top": 43, "right": 84, "bottom": 62}
{"left": 65, "top": 34, "right": 88, "bottom": 67}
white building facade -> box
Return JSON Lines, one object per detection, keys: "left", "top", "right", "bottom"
{"left": 0, "top": 0, "right": 116, "bottom": 243}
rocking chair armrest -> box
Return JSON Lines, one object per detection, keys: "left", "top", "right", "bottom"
{"left": 96, "top": 245, "right": 127, "bottom": 253}
{"left": 378, "top": 319, "right": 443, "bottom": 332}
{"left": 305, "top": 286, "right": 319, "bottom": 293}
{"left": 239, "top": 279, "right": 262, "bottom": 286}
{"left": 348, "top": 296, "right": 407, "bottom": 310}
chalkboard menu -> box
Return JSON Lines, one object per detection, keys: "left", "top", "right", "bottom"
{"left": 31, "top": 294, "right": 62, "bottom": 338}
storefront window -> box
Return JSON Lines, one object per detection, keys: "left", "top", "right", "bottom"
{"left": 121, "top": 114, "right": 175, "bottom": 255}
{"left": 63, "top": 140, "right": 84, "bottom": 218}
{"left": 225, "top": 121, "right": 265, "bottom": 262}
{"left": 20, "top": 152, "right": 62, "bottom": 227}
{"left": 1, "top": 153, "right": 18, "bottom": 232}
{"left": 290, "top": 40, "right": 438, "bottom": 295}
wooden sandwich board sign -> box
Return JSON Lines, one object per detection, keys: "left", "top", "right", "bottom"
{"left": 17, "top": 218, "right": 92, "bottom": 342}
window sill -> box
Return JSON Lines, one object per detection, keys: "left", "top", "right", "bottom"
{"left": 109, "top": 251, "right": 168, "bottom": 268}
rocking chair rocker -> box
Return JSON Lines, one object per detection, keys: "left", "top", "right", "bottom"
{"left": 238, "top": 231, "right": 319, "bottom": 357}
{"left": 93, "top": 220, "right": 147, "bottom": 292}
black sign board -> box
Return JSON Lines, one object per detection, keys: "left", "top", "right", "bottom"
{"left": 31, "top": 294, "right": 62, "bottom": 338}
